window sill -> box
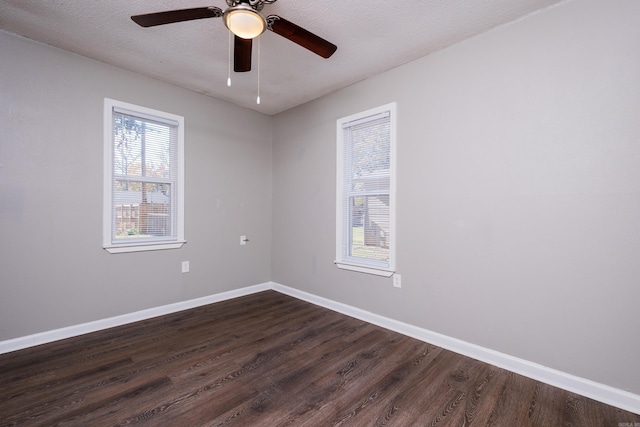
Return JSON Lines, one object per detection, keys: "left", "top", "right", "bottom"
{"left": 104, "top": 240, "right": 186, "bottom": 254}
{"left": 335, "top": 261, "right": 395, "bottom": 277}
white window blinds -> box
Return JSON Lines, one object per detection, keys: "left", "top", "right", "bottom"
{"left": 103, "top": 99, "right": 185, "bottom": 253}
{"left": 336, "top": 103, "right": 396, "bottom": 276}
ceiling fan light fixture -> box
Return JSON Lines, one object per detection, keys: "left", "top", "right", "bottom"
{"left": 224, "top": 4, "right": 266, "bottom": 39}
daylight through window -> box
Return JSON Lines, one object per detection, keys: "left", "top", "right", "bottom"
{"left": 103, "top": 99, "right": 185, "bottom": 253}
{"left": 336, "top": 102, "right": 396, "bottom": 276}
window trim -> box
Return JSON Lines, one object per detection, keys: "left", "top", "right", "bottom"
{"left": 103, "top": 98, "right": 185, "bottom": 253}
{"left": 335, "top": 102, "right": 397, "bottom": 277}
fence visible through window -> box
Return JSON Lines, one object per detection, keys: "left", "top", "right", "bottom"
{"left": 115, "top": 202, "right": 169, "bottom": 238}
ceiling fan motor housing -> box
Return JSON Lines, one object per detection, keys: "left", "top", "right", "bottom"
{"left": 226, "top": 0, "right": 278, "bottom": 12}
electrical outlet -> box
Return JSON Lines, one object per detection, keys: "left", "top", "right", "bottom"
{"left": 182, "top": 261, "right": 189, "bottom": 273}
{"left": 393, "top": 273, "right": 401, "bottom": 288}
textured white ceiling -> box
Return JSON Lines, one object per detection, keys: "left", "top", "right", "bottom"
{"left": 0, "top": 0, "right": 565, "bottom": 115}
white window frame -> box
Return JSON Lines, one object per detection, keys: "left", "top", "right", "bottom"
{"left": 103, "top": 98, "right": 185, "bottom": 253}
{"left": 335, "top": 102, "right": 397, "bottom": 277}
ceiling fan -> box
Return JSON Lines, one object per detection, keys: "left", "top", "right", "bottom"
{"left": 131, "top": 0, "right": 337, "bottom": 73}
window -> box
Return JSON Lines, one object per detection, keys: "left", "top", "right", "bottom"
{"left": 103, "top": 99, "right": 185, "bottom": 253}
{"left": 336, "top": 102, "right": 396, "bottom": 276}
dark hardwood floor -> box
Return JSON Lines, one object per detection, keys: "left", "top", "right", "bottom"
{"left": 1, "top": 291, "right": 638, "bottom": 426}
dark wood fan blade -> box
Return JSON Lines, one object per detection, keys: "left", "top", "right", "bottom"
{"left": 234, "top": 36, "right": 252, "bottom": 72}
{"left": 131, "top": 7, "right": 222, "bottom": 28}
{"left": 266, "top": 15, "right": 337, "bottom": 58}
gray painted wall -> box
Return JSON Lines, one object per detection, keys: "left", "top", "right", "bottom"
{"left": 272, "top": 0, "right": 640, "bottom": 394}
{"left": 0, "top": 31, "right": 272, "bottom": 340}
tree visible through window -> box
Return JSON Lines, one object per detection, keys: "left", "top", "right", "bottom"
{"left": 103, "top": 99, "right": 185, "bottom": 253}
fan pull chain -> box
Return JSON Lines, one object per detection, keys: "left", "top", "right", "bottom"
{"left": 256, "top": 35, "right": 261, "bottom": 105}
{"left": 227, "top": 30, "right": 232, "bottom": 87}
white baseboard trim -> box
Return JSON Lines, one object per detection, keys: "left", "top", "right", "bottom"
{"left": 0, "top": 282, "right": 271, "bottom": 355}
{"left": 2, "top": 280, "right": 638, "bottom": 415}
{"left": 271, "top": 282, "right": 640, "bottom": 416}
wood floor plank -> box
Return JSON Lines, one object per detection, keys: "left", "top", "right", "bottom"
{"left": 1, "top": 290, "right": 638, "bottom": 426}
{"left": 367, "top": 349, "right": 470, "bottom": 426}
